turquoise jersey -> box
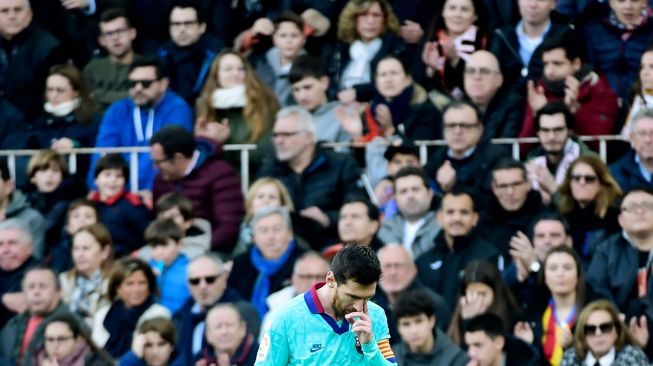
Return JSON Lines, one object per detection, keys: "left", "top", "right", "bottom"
{"left": 255, "top": 283, "right": 397, "bottom": 365}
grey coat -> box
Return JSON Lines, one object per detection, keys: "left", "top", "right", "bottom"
{"left": 393, "top": 328, "right": 469, "bottom": 366}
{"left": 378, "top": 211, "right": 440, "bottom": 259}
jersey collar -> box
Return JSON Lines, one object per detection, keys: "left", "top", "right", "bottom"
{"left": 304, "top": 282, "right": 350, "bottom": 335}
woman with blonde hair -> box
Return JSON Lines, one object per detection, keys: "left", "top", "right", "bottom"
{"left": 561, "top": 300, "right": 648, "bottom": 365}
{"left": 556, "top": 156, "right": 622, "bottom": 264}
{"left": 195, "top": 49, "right": 278, "bottom": 171}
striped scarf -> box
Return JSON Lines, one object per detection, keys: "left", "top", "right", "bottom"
{"left": 541, "top": 299, "right": 576, "bottom": 366}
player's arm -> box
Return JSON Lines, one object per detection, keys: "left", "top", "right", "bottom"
{"left": 255, "top": 317, "right": 291, "bottom": 366}
{"left": 346, "top": 303, "right": 397, "bottom": 365}
{"left": 361, "top": 337, "right": 397, "bottom": 365}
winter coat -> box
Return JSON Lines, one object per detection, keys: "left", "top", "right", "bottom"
{"left": 29, "top": 113, "right": 100, "bottom": 149}
{"left": 153, "top": 138, "right": 244, "bottom": 254}
{"left": 609, "top": 149, "right": 653, "bottom": 192}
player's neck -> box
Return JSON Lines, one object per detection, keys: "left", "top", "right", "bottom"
{"left": 316, "top": 284, "right": 339, "bottom": 320}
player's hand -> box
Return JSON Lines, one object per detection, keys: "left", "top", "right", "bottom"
{"left": 345, "top": 302, "right": 373, "bottom": 344}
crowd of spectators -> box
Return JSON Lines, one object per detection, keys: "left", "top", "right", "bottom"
{"left": 2, "top": 0, "right": 653, "bottom": 365}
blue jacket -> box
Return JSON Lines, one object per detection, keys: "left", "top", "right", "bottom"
{"left": 609, "top": 149, "right": 653, "bottom": 192}
{"left": 88, "top": 90, "right": 193, "bottom": 191}
{"left": 150, "top": 254, "right": 190, "bottom": 314}
{"left": 585, "top": 18, "right": 653, "bottom": 100}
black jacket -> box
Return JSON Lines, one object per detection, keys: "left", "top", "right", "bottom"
{"left": 477, "top": 87, "right": 525, "bottom": 141}
{"left": 0, "top": 99, "right": 29, "bottom": 150}
{"left": 504, "top": 334, "right": 541, "bottom": 366}
{"left": 416, "top": 230, "right": 501, "bottom": 310}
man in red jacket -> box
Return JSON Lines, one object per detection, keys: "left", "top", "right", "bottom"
{"left": 520, "top": 31, "right": 618, "bottom": 147}
{"left": 150, "top": 125, "right": 244, "bottom": 255}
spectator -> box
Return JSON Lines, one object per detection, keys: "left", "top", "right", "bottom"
{"left": 337, "top": 196, "right": 382, "bottom": 250}
{"left": 333, "top": 0, "right": 405, "bottom": 103}
{"left": 377, "top": 166, "right": 440, "bottom": 259}
{"left": 150, "top": 124, "right": 244, "bottom": 254}
{"left": 464, "top": 313, "right": 540, "bottom": 366}
{"left": 489, "top": 0, "right": 571, "bottom": 87}
{"left": 0, "top": 159, "right": 46, "bottom": 259}
{"left": 519, "top": 32, "right": 619, "bottom": 142}
{"left": 158, "top": 0, "right": 222, "bottom": 105}
{"left": 253, "top": 11, "right": 307, "bottom": 107}
{"left": 0, "top": 0, "right": 67, "bottom": 121}
{"left": 139, "top": 192, "right": 211, "bottom": 260}
{"left": 336, "top": 55, "right": 441, "bottom": 143}
{"left": 89, "top": 57, "right": 193, "bottom": 192}
{"left": 288, "top": 55, "right": 352, "bottom": 145}
{"left": 447, "top": 261, "right": 524, "bottom": 347}
{"left": 92, "top": 257, "right": 171, "bottom": 358}
{"left": 174, "top": 254, "right": 260, "bottom": 366}
{"left": 49, "top": 198, "right": 99, "bottom": 273}
{"left": 584, "top": 0, "right": 653, "bottom": 100}
{"left": 561, "top": 300, "right": 649, "bottom": 365}
{"left": 0, "top": 266, "right": 85, "bottom": 366}
{"left": 119, "top": 317, "right": 183, "bottom": 366}
{"left": 586, "top": 187, "right": 653, "bottom": 310}
{"left": 610, "top": 108, "right": 653, "bottom": 191}
{"left": 234, "top": 177, "right": 295, "bottom": 256}
{"left": 83, "top": 8, "right": 140, "bottom": 113}
{"left": 556, "top": 156, "right": 622, "bottom": 264}
{"left": 228, "top": 206, "right": 305, "bottom": 317}
{"left": 525, "top": 102, "right": 597, "bottom": 203}
{"left": 0, "top": 219, "right": 39, "bottom": 328}
{"left": 30, "top": 64, "right": 100, "bottom": 153}
{"left": 143, "top": 218, "right": 190, "bottom": 314}
{"left": 621, "top": 48, "right": 653, "bottom": 137}
{"left": 392, "top": 288, "right": 469, "bottom": 366}
{"left": 33, "top": 313, "right": 114, "bottom": 366}
{"left": 416, "top": 190, "right": 500, "bottom": 310}
{"left": 463, "top": 50, "right": 524, "bottom": 141}
{"left": 0, "top": 97, "right": 28, "bottom": 150}
{"left": 195, "top": 49, "right": 278, "bottom": 172}
{"left": 416, "top": 0, "right": 488, "bottom": 94}
{"left": 257, "top": 106, "right": 363, "bottom": 249}
{"left": 423, "top": 100, "right": 507, "bottom": 205}
{"left": 25, "top": 150, "right": 85, "bottom": 257}
{"left": 88, "top": 154, "right": 152, "bottom": 258}
{"left": 195, "top": 303, "right": 258, "bottom": 366}
{"left": 60, "top": 223, "right": 113, "bottom": 328}
{"left": 374, "top": 244, "right": 452, "bottom": 343}
{"left": 477, "top": 159, "right": 547, "bottom": 261}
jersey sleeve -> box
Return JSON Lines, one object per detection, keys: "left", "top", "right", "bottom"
{"left": 360, "top": 304, "right": 397, "bottom": 365}
{"left": 255, "top": 315, "right": 291, "bottom": 366}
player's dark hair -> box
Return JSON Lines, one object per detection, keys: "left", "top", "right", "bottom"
{"left": 393, "top": 289, "right": 437, "bottom": 322}
{"left": 464, "top": 313, "right": 505, "bottom": 340}
{"left": 331, "top": 243, "right": 381, "bottom": 286}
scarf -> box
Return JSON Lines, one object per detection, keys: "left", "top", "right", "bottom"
{"left": 342, "top": 38, "right": 382, "bottom": 88}
{"left": 34, "top": 339, "right": 91, "bottom": 366}
{"left": 249, "top": 240, "right": 296, "bottom": 316}
{"left": 103, "top": 296, "right": 155, "bottom": 357}
{"left": 608, "top": 8, "right": 650, "bottom": 32}
{"left": 541, "top": 298, "right": 576, "bottom": 366}
{"left": 371, "top": 84, "right": 414, "bottom": 132}
{"left": 542, "top": 64, "right": 592, "bottom": 96}
{"left": 70, "top": 270, "right": 105, "bottom": 319}
{"left": 438, "top": 25, "right": 479, "bottom": 65}
{"left": 44, "top": 98, "right": 80, "bottom": 117}
{"left": 211, "top": 84, "right": 246, "bottom": 109}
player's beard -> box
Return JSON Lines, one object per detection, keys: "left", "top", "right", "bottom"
{"left": 332, "top": 292, "right": 356, "bottom": 320}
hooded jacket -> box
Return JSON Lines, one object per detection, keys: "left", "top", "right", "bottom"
{"left": 393, "top": 328, "right": 469, "bottom": 366}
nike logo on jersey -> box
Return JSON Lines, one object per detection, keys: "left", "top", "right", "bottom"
{"left": 310, "top": 344, "right": 323, "bottom": 352}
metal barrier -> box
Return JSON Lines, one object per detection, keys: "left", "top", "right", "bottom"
{"left": 0, "top": 135, "right": 626, "bottom": 192}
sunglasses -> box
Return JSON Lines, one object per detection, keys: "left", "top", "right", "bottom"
{"left": 570, "top": 174, "right": 598, "bottom": 184}
{"left": 584, "top": 321, "right": 615, "bottom": 336}
{"left": 188, "top": 274, "right": 221, "bottom": 286}
{"left": 128, "top": 79, "right": 158, "bottom": 89}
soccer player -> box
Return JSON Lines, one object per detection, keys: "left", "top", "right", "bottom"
{"left": 255, "top": 244, "right": 396, "bottom": 365}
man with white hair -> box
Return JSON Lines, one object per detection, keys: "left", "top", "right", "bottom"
{"left": 257, "top": 106, "right": 364, "bottom": 249}
{"left": 610, "top": 109, "right": 653, "bottom": 191}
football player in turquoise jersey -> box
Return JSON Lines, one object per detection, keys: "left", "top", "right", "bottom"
{"left": 255, "top": 244, "right": 397, "bottom": 365}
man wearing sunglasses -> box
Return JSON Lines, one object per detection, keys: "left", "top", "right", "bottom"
{"left": 89, "top": 57, "right": 193, "bottom": 194}
{"left": 525, "top": 102, "right": 597, "bottom": 204}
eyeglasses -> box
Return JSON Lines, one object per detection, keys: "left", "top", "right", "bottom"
{"left": 188, "top": 274, "right": 222, "bottom": 286}
{"left": 538, "top": 126, "right": 567, "bottom": 135}
{"left": 128, "top": 79, "right": 159, "bottom": 89}
{"left": 584, "top": 321, "right": 615, "bottom": 336}
{"left": 570, "top": 174, "right": 598, "bottom": 184}
{"left": 621, "top": 202, "right": 653, "bottom": 214}
{"left": 464, "top": 67, "right": 499, "bottom": 76}
{"left": 45, "top": 335, "right": 74, "bottom": 344}
{"left": 443, "top": 122, "right": 480, "bottom": 131}
{"left": 170, "top": 20, "right": 200, "bottom": 28}
{"left": 493, "top": 180, "right": 527, "bottom": 192}
{"left": 272, "top": 130, "right": 306, "bottom": 139}
{"left": 101, "top": 27, "right": 130, "bottom": 38}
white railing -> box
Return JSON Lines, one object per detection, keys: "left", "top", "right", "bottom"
{"left": 0, "top": 135, "right": 625, "bottom": 192}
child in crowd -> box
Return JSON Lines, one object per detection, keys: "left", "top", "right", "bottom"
{"left": 118, "top": 317, "right": 183, "bottom": 366}
{"left": 26, "top": 149, "right": 86, "bottom": 258}
{"left": 49, "top": 198, "right": 100, "bottom": 273}
{"left": 144, "top": 218, "right": 190, "bottom": 314}
{"left": 88, "top": 154, "right": 151, "bottom": 257}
